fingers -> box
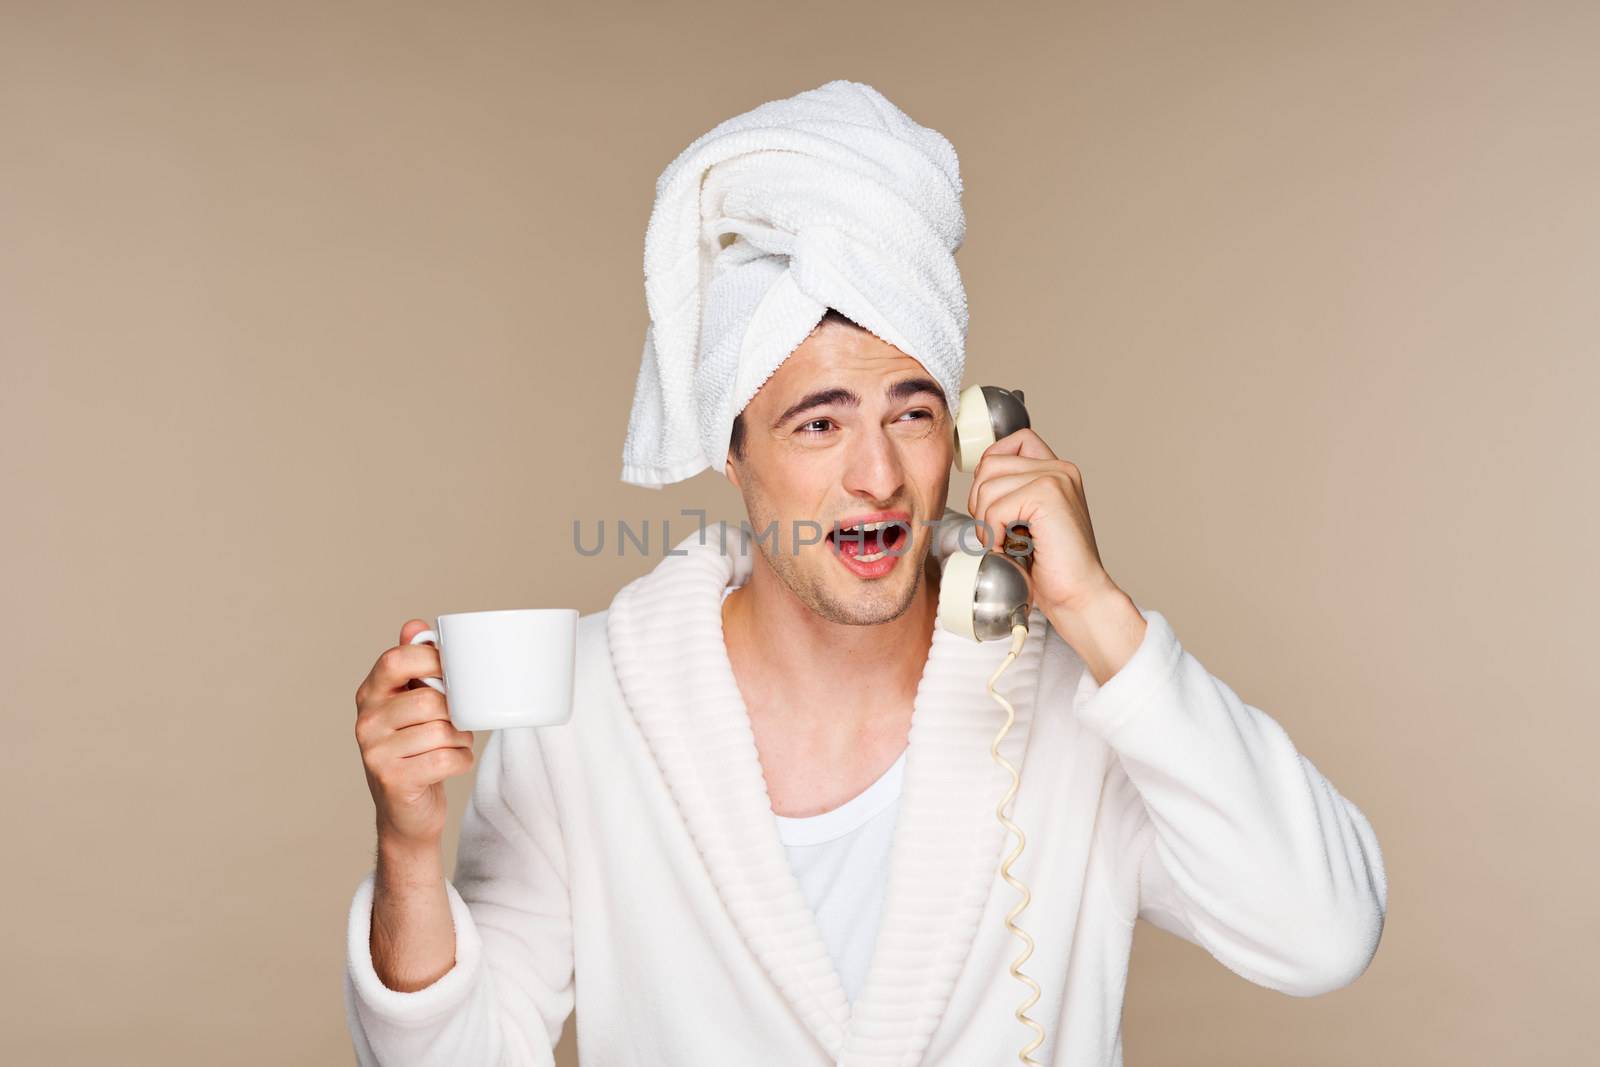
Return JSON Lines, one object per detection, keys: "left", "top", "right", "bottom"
{"left": 360, "top": 684, "right": 452, "bottom": 735}
{"left": 980, "top": 426, "right": 1058, "bottom": 462}
{"left": 357, "top": 641, "right": 442, "bottom": 704}
{"left": 362, "top": 731, "right": 476, "bottom": 793}
{"left": 968, "top": 471, "right": 1044, "bottom": 542}
{"left": 399, "top": 618, "right": 431, "bottom": 645}
{"left": 967, "top": 450, "right": 1084, "bottom": 546}
{"left": 400, "top": 745, "right": 476, "bottom": 784}
{"left": 383, "top": 718, "right": 475, "bottom": 760}
{"left": 970, "top": 451, "right": 1081, "bottom": 492}
{"left": 978, "top": 483, "right": 1046, "bottom": 559}
{"left": 362, "top": 716, "right": 474, "bottom": 772}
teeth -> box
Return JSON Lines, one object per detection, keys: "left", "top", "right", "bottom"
{"left": 835, "top": 519, "right": 902, "bottom": 564}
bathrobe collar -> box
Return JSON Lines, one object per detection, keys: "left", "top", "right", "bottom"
{"left": 606, "top": 523, "right": 1047, "bottom": 1066}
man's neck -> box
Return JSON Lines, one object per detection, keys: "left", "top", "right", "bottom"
{"left": 721, "top": 554, "right": 939, "bottom": 746}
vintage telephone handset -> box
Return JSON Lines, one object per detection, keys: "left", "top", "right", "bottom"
{"left": 936, "top": 384, "right": 1047, "bottom": 1066}
{"left": 937, "top": 384, "right": 1035, "bottom": 641}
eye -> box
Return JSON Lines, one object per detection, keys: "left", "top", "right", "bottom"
{"left": 798, "top": 418, "right": 835, "bottom": 434}
{"left": 892, "top": 407, "right": 938, "bottom": 430}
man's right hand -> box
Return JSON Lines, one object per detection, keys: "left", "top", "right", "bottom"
{"left": 354, "top": 619, "right": 477, "bottom": 851}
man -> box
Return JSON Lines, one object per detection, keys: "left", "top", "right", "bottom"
{"left": 344, "top": 82, "right": 1386, "bottom": 1066}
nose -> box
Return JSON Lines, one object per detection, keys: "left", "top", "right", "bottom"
{"left": 841, "top": 423, "right": 905, "bottom": 503}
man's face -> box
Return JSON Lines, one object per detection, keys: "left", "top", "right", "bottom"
{"left": 726, "top": 318, "right": 953, "bottom": 625}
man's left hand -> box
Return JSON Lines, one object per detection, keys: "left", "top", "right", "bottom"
{"left": 966, "top": 428, "right": 1148, "bottom": 682}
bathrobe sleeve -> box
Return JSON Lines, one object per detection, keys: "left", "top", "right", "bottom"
{"left": 1071, "top": 607, "right": 1388, "bottom": 997}
{"left": 343, "top": 725, "right": 575, "bottom": 1065}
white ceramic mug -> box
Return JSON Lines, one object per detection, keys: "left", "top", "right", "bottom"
{"left": 409, "top": 608, "right": 578, "bottom": 731}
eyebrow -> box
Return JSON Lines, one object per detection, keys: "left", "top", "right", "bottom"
{"left": 886, "top": 376, "right": 947, "bottom": 409}
{"left": 771, "top": 376, "right": 948, "bottom": 428}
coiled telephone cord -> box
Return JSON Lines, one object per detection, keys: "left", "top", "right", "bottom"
{"left": 988, "top": 623, "right": 1045, "bottom": 1065}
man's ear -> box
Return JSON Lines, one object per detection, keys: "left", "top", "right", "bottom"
{"left": 724, "top": 457, "right": 742, "bottom": 489}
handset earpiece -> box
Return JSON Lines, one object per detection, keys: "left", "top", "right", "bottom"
{"left": 937, "top": 384, "right": 1035, "bottom": 642}
{"left": 953, "top": 385, "right": 1030, "bottom": 472}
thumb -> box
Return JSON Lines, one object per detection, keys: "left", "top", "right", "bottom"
{"left": 398, "top": 618, "right": 432, "bottom": 645}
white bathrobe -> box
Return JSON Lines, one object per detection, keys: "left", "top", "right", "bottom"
{"left": 343, "top": 529, "right": 1388, "bottom": 1066}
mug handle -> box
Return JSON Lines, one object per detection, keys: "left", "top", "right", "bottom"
{"left": 408, "top": 629, "right": 447, "bottom": 695}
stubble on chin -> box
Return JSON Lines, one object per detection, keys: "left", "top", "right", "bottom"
{"left": 763, "top": 538, "right": 930, "bottom": 627}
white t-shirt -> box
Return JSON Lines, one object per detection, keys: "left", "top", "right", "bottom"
{"left": 721, "top": 586, "right": 905, "bottom": 1004}
{"left": 772, "top": 747, "right": 906, "bottom": 1005}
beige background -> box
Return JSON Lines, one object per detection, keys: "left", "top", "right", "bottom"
{"left": 3, "top": 1, "right": 1595, "bottom": 1063}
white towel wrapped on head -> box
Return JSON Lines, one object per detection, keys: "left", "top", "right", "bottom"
{"left": 620, "top": 79, "right": 970, "bottom": 488}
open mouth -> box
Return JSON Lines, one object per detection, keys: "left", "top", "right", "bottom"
{"left": 827, "top": 516, "right": 911, "bottom": 564}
